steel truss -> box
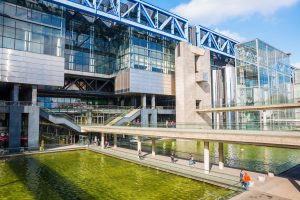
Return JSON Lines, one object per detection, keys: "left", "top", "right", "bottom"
{"left": 196, "top": 26, "right": 238, "bottom": 58}
{"left": 44, "top": 0, "right": 188, "bottom": 41}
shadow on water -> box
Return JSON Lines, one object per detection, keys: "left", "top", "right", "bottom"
{"left": 7, "top": 156, "right": 97, "bottom": 200}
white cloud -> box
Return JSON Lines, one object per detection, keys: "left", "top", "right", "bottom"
{"left": 293, "top": 63, "right": 300, "bottom": 68}
{"left": 213, "top": 28, "right": 246, "bottom": 42}
{"left": 171, "top": 0, "right": 298, "bottom": 26}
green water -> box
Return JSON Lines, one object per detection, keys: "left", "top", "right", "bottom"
{"left": 0, "top": 150, "right": 234, "bottom": 200}
{"left": 141, "top": 140, "right": 300, "bottom": 174}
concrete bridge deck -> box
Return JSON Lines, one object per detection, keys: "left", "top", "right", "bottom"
{"left": 81, "top": 126, "right": 300, "bottom": 148}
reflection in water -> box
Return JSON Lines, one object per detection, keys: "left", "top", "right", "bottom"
{"left": 141, "top": 139, "right": 300, "bottom": 174}
{"left": 0, "top": 150, "right": 234, "bottom": 200}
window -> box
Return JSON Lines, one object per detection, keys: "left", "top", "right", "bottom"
{"left": 16, "top": 7, "right": 27, "bottom": 19}
{"left": 41, "top": 14, "right": 51, "bottom": 25}
{"left": 3, "top": 37, "right": 14, "bottom": 49}
{"left": 15, "top": 39, "right": 26, "bottom": 51}
{"left": 4, "top": 3, "right": 16, "bottom": 16}
{"left": 3, "top": 27, "right": 15, "bottom": 38}
{"left": 31, "top": 11, "right": 41, "bottom": 23}
{"left": 52, "top": 16, "right": 61, "bottom": 27}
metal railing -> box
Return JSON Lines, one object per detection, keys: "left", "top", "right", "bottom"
{"left": 119, "top": 121, "right": 300, "bottom": 131}
{"left": 0, "top": 101, "right": 36, "bottom": 106}
{"left": 198, "top": 98, "right": 300, "bottom": 110}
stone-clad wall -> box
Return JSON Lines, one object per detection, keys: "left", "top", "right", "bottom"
{"left": 175, "top": 42, "right": 212, "bottom": 125}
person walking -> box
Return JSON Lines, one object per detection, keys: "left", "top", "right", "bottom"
{"left": 240, "top": 170, "right": 244, "bottom": 183}
{"left": 243, "top": 172, "right": 251, "bottom": 191}
{"left": 171, "top": 153, "right": 175, "bottom": 163}
{"left": 138, "top": 150, "right": 142, "bottom": 160}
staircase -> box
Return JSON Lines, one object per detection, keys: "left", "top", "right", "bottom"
{"left": 40, "top": 109, "right": 81, "bottom": 132}
{"left": 105, "top": 108, "right": 141, "bottom": 126}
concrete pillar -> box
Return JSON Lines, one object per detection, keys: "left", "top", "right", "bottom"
{"left": 150, "top": 109, "right": 157, "bottom": 127}
{"left": 218, "top": 142, "right": 224, "bottom": 169}
{"left": 31, "top": 85, "right": 37, "bottom": 105}
{"left": 11, "top": 84, "right": 20, "bottom": 102}
{"left": 151, "top": 138, "right": 156, "bottom": 156}
{"left": 262, "top": 110, "right": 267, "bottom": 130}
{"left": 141, "top": 94, "right": 147, "bottom": 108}
{"left": 204, "top": 141, "right": 210, "bottom": 174}
{"left": 87, "top": 110, "right": 92, "bottom": 125}
{"left": 137, "top": 136, "right": 142, "bottom": 151}
{"left": 114, "top": 134, "right": 117, "bottom": 148}
{"left": 28, "top": 107, "right": 40, "bottom": 149}
{"left": 8, "top": 107, "right": 22, "bottom": 151}
{"left": 151, "top": 95, "right": 155, "bottom": 109}
{"left": 141, "top": 109, "right": 149, "bottom": 127}
{"left": 101, "top": 132, "right": 105, "bottom": 149}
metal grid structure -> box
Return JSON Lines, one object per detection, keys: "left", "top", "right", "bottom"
{"left": 196, "top": 26, "right": 238, "bottom": 58}
{"left": 44, "top": 0, "right": 189, "bottom": 41}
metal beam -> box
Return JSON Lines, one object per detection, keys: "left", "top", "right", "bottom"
{"left": 44, "top": 0, "right": 188, "bottom": 41}
{"left": 196, "top": 25, "right": 238, "bottom": 58}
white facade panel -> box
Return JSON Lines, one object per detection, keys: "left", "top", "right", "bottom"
{"left": 0, "top": 48, "right": 64, "bottom": 86}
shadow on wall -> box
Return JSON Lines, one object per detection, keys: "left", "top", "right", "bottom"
{"left": 199, "top": 82, "right": 210, "bottom": 94}
{"left": 200, "top": 113, "right": 212, "bottom": 125}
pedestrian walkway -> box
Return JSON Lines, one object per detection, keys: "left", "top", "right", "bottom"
{"left": 88, "top": 146, "right": 243, "bottom": 192}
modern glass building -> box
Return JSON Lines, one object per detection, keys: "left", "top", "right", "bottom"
{"left": 0, "top": 0, "right": 296, "bottom": 150}
{"left": 235, "top": 39, "right": 295, "bottom": 129}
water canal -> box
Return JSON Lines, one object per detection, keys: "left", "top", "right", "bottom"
{"left": 0, "top": 150, "right": 234, "bottom": 200}
{"left": 119, "top": 139, "right": 300, "bottom": 174}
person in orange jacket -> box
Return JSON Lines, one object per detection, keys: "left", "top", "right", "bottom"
{"left": 243, "top": 172, "right": 251, "bottom": 191}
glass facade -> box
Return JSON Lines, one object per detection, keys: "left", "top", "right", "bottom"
{"left": 235, "top": 39, "right": 294, "bottom": 106}
{"left": 235, "top": 39, "right": 295, "bottom": 129}
{"left": 0, "top": 0, "right": 176, "bottom": 76}
{"left": 0, "top": 0, "right": 64, "bottom": 56}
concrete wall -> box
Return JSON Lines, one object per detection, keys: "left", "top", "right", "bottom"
{"left": 115, "top": 68, "right": 175, "bottom": 95}
{"left": 0, "top": 48, "right": 64, "bottom": 86}
{"left": 175, "top": 42, "right": 212, "bottom": 125}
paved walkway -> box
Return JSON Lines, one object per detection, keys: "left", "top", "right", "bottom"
{"left": 88, "top": 146, "right": 300, "bottom": 200}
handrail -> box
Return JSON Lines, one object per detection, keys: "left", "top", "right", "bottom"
{"left": 198, "top": 98, "right": 300, "bottom": 110}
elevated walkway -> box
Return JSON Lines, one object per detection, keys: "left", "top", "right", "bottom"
{"left": 82, "top": 126, "right": 300, "bottom": 148}
{"left": 196, "top": 102, "right": 300, "bottom": 113}
{"left": 40, "top": 109, "right": 81, "bottom": 132}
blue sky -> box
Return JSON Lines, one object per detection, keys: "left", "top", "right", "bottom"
{"left": 147, "top": 0, "right": 300, "bottom": 67}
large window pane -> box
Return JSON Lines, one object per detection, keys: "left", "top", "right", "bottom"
{"left": 3, "top": 37, "right": 14, "bottom": 49}
{"left": 52, "top": 16, "right": 61, "bottom": 27}
{"left": 41, "top": 13, "right": 51, "bottom": 25}
{"left": 31, "top": 10, "right": 41, "bottom": 23}
{"left": 29, "top": 42, "right": 41, "bottom": 53}
{"left": 16, "top": 6, "right": 27, "bottom": 19}
{"left": 15, "top": 39, "right": 26, "bottom": 51}
{"left": 4, "top": 3, "right": 16, "bottom": 16}
{"left": 4, "top": 17, "right": 15, "bottom": 28}
{"left": 3, "top": 26, "right": 15, "bottom": 38}
{"left": 16, "top": 29, "right": 26, "bottom": 40}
